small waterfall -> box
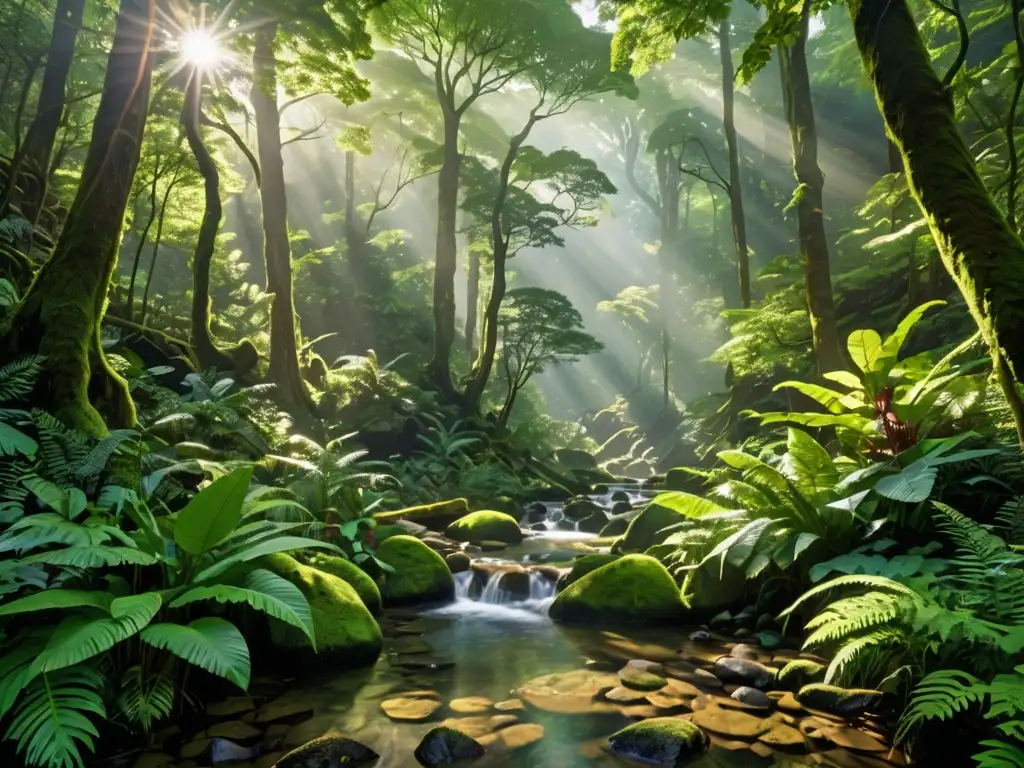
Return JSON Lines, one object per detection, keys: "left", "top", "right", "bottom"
{"left": 451, "top": 569, "right": 556, "bottom": 615}
{"left": 528, "top": 571, "right": 556, "bottom": 601}
{"left": 454, "top": 570, "right": 474, "bottom": 599}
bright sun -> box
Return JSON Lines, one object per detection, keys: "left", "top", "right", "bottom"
{"left": 180, "top": 28, "right": 223, "bottom": 70}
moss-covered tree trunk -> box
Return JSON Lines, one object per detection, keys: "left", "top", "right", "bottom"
{"left": 1, "top": 0, "right": 155, "bottom": 435}
{"left": 17, "top": 0, "right": 85, "bottom": 224}
{"left": 183, "top": 70, "right": 255, "bottom": 374}
{"left": 848, "top": 0, "right": 1024, "bottom": 443}
{"left": 779, "top": 6, "right": 845, "bottom": 374}
{"left": 720, "top": 19, "right": 751, "bottom": 309}
{"left": 656, "top": 147, "right": 680, "bottom": 408}
{"left": 251, "top": 23, "right": 314, "bottom": 413}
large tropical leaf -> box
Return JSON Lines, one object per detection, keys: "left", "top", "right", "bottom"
{"left": 169, "top": 569, "right": 314, "bottom": 646}
{"left": 0, "top": 514, "right": 123, "bottom": 553}
{"left": 782, "top": 428, "right": 839, "bottom": 498}
{"left": 24, "top": 545, "right": 159, "bottom": 568}
{"left": 0, "top": 590, "right": 113, "bottom": 617}
{"left": 193, "top": 536, "right": 342, "bottom": 582}
{"left": 28, "top": 594, "right": 162, "bottom": 678}
{"left": 648, "top": 492, "right": 730, "bottom": 519}
{"left": 772, "top": 381, "right": 861, "bottom": 414}
{"left": 879, "top": 300, "right": 945, "bottom": 362}
{"left": 0, "top": 423, "right": 37, "bottom": 457}
{"left": 140, "top": 618, "right": 251, "bottom": 690}
{"left": 848, "top": 329, "right": 884, "bottom": 374}
{"left": 174, "top": 466, "right": 254, "bottom": 557}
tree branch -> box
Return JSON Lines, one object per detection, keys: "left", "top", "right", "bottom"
{"left": 925, "top": 0, "right": 969, "bottom": 87}
{"left": 200, "top": 111, "right": 261, "bottom": 187}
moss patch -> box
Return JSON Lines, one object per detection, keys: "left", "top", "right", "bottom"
{"left": 305, "top": 553, "right": 382, "bottom": 615}
{"left": 681, "top": 561, "right": 747, "bottom": 612}
{"left": 263, "top": 554, "right": 382, "bottom": 667}
{"left": 600, "top": 517, "right": 630, "bottom": 537}
{"left": 607, "top": 717, "right": 707, "bottom": 765}
{"left": 777, "top": 659, "right": 826, "bottom": 692}
{"left": 556, "top": 554, "right": 621, "bottom": 592}
{"left": 549, "top": 554, "right": 685, "bottom": 625}
{"left": 445, "top": 510, "right": 523, "bottom": 545}
{"left": 373, "top": 498, "right": 470, "bottom": 530}
{"left": 621, "top": 504, "right": 690, "bottom": 552}
{"left": 376, "top": 535, "right": 455, "bottom": 605}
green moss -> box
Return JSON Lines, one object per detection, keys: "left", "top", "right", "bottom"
{"left": 564, "top": 498, "right": 602, "bottom": 520}
{"left": 681, "top": 561, "right": 747, "bottom": 612}
{"left": 549, "top": 554, "right": 685, "bottom": 625}
{"left": 600, "top": 517, "right": 630, "bottom": 537}
{"left": 376, "top": 535, "right": 455, "bottom": 605}
{"left": 556, "top": 553, "right": 621, "bottom": 592}
{"left": 621, "top": 504, "right": 690, "bottom": 552}
{"left": 607, "top": 717, "right": 707, "bottom": 764}
{"left": 372, "top": 524, "right": 406, "bottom": 543}
{"left": 796, "top": 684, "right": 882, "bottom": 715}
{"left": 620, "top": 669, "right": 667, "bottom": 691}
{"left": 373, "top": 498, "right": 470, "bottom": 530}
{"left": 445, "top": 510, "right": 523, "bottom": 544}
{"left": 263, "top": 553, "right": 382, "bottom": 666}
{"left": 305, "top": 553, "right": 382, "bottom": 615}
{"left": 777, "top": 659, "right": 825, "bottom": 691}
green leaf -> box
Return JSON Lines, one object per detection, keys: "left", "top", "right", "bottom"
{"left": 28, "top": 593, "right": 162, "bottom": 678}
{"left": 24, "top": 546, "right": 159, "bottom": 568}
{"left": 773, "top": 381, "right": 860, "bottom": 414}
{"left": 194, "top": 537, "right": 342, "bottom": 583}
{"left": 0, "top": 423, "right": 37, "bottom": 457}
{"left": 169, "top": 569, "right": 314, "bottom": 647}
{"left": 648, "top": 492, "right": 730, "bottom": 518}
{"left": 847, "top": 329, "right": 884, "bottom": 374}
{"left": 823, "top": 371, "right": 864, "bottom": 390}
{"left": 783, "top": 428, "right": 839, "bottom": 497}
{"left": 0, "top": 590, "right": 113, "bottom": 617}
{"left": 140, "top": 618, "right": 250, "bottom": 690}
{"left": 879, "top": 301, "right": 945, "bottom": 362}
{"left": 174, "top": 466, "right": 254, "bottom": 557}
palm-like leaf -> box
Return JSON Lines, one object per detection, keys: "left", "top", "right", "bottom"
{"left": 140, "top": 618, "right": 250, "bottom": 690}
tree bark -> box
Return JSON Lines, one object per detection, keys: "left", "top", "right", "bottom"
{"left": 779, "top": 7, "right": 846, "bottom": 374}
{"left": 251, "top": 23, "right": 315, "bottom": 413}
{"left": 656, "top": 147, "right": 680, "bottom": 407}
{"left": 344, "top": 148, "right": 366, "bottom": 278}
{"left": 848, "top": 0, "right": 1024, "bottom": 445}
{"left": 720, "top": 20, "right": 752, "bottom": 309}
{"left": 183, "top": 70, "right": 256, "bottom": 373}
{"left": 18, "top": 0, "right": 86, "bottom": 224}
{"left": 427, "top": 107, "right": 462, "bottom": 398}
{"left": 465, "top": 249, "right": 479, "bottom": 364}
{"left": 126, "top": 163, "right": 160, "bottom": 322}
{"left": 2, "top": 0, "right": 155, "bottom": 435}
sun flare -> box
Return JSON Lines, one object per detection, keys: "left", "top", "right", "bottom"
{"left": 180, "top": 27, "right": 223, "bottom": 70}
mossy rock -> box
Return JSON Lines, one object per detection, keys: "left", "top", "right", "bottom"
{"left": 681, "top": 560, "right": 747, "bottom": 612}
{"left": 607, "top": 717, "right": 707, "bottom": 765}
{"left": 489, "top": 496, "right": 521, "bottom": 517}
{"left": 600, "top": 517, "right": 630, "bottom": 537}
{"left": 776, "top": 660, "right": 826, "bottom": 692}
{"left": 644, "top": 543, "right": 676, "bottom": 563}
{"left": 549, "top": 554, "right": 686, "bottom": 625}
{"left": 445, "top": 510, "right": 523, "bottom": 545}
{"left": 376, "top": 535, "right": 455, "bottom": 606}
{"left": 305, "top": 553, "right": 382, "bottom": 615}
{"left": 555, "top": 553, "right": 621, "bottom": 592}
{"left": 373, "top": 524, "right": 410, "bottom": 543}
{"left": 664, "top": 467, "right": 706, "bottom": 493}
{"left": 796, "top": 684, "right": 882, "bottom": 716}
{"left": 373, "top": 498, "right": 470, "bottom": 531}
{"left": 620, "top": 669, "right": 667, "bottom": 692}
{"left": 621, "top": 504, "right": 690, "bottom": 552}
{"left": 578, "top": 510, "right": 609, "bottom": 534}
{"left": 564, "top": 498, "right": 603, "bottom": 520}
{"left": 263, "top": 554, "right": 382, "bottom": 667}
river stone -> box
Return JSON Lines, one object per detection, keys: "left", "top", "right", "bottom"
{"left": 517, "top": 669, "right": 621, "bottom": 714}
{"left": 796, "top": 684, "right": 883, "bottom": 716}
{"left": 444, "top": 552, "right": 471, "bottom": 574}
{"left": 690, "top": 705, "right": 772, "bottom": 739}
{"left": 494, "top": 699, "right": 524, "bottom": 711}
{"left": 381, "top": 696, "right": 442, "bottom": 722}
{"left": 777, "top": 659, "right": 827, "bottom": 691}
{"left": 620, "top": 669, "right": 667, "bottom": 692}
{"left": 611, "top": 490, "right": 631, "bottom": 503}
{"left": 689, "top": 630, "right": 713, "bottom": 643}
{"left": 478, "top": 723, "right": 544, "bottom": 752}
{"left": 663, "top": 679, "right": 702, "bottom": 698}
{"left": 206, "top": 696, "right": 256, "bottom": 719}
{"left": 730, "top": 687, "right": 772, "bottom": 709}
{"left": 730, "top": 644, "right": 761, "bottom": 661}
{"left": 810, "top": 722, "right": 887, "bottom": 753}
{"left": 525, "top": 502, "right": 548, "bottom": 522}
{"left": 564, "top": 498, "right": 603, "bottom": 520}
{"left": 775, "top": 692, "right": 805, "bottom": 713}
{"left": 255, "top": 698, "right": 315, "bottom": 726}
{"left": 206, "top": 720, "right": 262, "bottom": 744}
{"left": 414, "top": 726, "right": 485, "bottom": 766}
{"left": 530, "top": 522, "right": 548, "bottom": 531}
{"left": 578, "top": 510, "right": 610, "bottom": 534}
{"left": 607, "top": 717, "right": 708, "bottom": 766}
{"left": 713, "top": 658, "right": 775, "bottom": 689}
{"left": 549, "top": 555, "right": 685, "bottom": 625}
{"left": 605, "top": 686, "right": 652, "bottom": 703}
{"left": 273, "top": 735, "right": 379, "bottom": 767}
{"left": 449, "top": 696, "right": 494, "bottom": 714}
{"left": 133, "top": 755, "right": 174, "bottom": 768}
{"left": 759, "top": 721, "right": 806, "bottom": 749}
{"left": 646, "top": 693, "right": 689, "bottom": 711}
{"left": 440, "top": 715, "right": 518, "bottom": 739}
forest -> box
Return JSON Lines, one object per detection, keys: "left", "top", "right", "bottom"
{"left": 0, "top": 0, "right": 1022, "bottom": 766}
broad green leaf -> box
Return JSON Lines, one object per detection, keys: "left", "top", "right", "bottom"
{"left": 773, "top": 381, "right": 859, "bottom": 414}
{"left": 847, "top": 329, "right": 884, "bottom": 374}
{"left": 193, "top": 536, "right": 342, "bottom": 583}
{"left": 0, "top": 423, "right": 37, "bottom": 457}
{"left": 782, "top": 428, "right": 839, "bottom": 497}
{"left": 755, "top": 411, "right": 876, "bottom": 433}
{"left": 174, "top": 466, "right": 254, "bottom": 557}
{"left": 22, "top": 477, "right": 71, "bottom": 516}
{"left": 140, "top": 618, "right": 250, "bottom": 690}
{"left": 879, "top": 301, "right": 945, "bottom": 362}
{"left": 24, "top": 546, "right": 159, "bottom": 568}
{"left": 28, "top": 593, "right": 162, "bottom": 678}
{"left": 0, "top": 590, "right": 113, "bottom": 617}
{"left": 823, "top": 370, "right": 864, "bottom": 390}
{"left": 169, "top": 569, "right": 315, "bottom": 646}
{"left": 649, "top": 492, "right": 730, "bottom": 519}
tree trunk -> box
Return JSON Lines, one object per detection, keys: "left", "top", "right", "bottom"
{"left": 465, "top": 249, "right": 479, "bottom": 363}
{"left": 126, "top": 165, "right": 159, "bottom": 322}
{"left": 779, "top": 7, "right": 846, "bottom": 374}
{"left": 427, "top": 107, "right": 462, "bottom": 398}
{"left": 848, "top": 0, "right": 1024, "bottom": 444}
{"left": 18, "top": 0, "right": 86, "bottom": 224}
{"left": 656, "top": 148, "right": 680, "bottom": 407}
{"left": 344, "top": 149, "right": 366, "bottom": 279}
{"left": 1, "top": 0, "right": 155, "bottom": 435}
{"left": 0, "top": 59, "right": 43, "bottom": 219}
{"left": 183, "top": 70, "right": 255, "bottom": 373}
{"left": 720, "top": 20, "right": 752, "bottom": 309}
{"left": 251, "top": 23, "right": 314, "bottom": 413}
{"left": 140, "top": 169, "right": 179, "bottom": 326}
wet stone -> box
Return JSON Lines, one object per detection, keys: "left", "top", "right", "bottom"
{"left": 205, "top": 696, "right": 256, "bottom": 719}
{"left": 414, "top": 726, "right": 486, "bottom": 766}
{"left": 254, "top": 698, "right": 315, "bottom": 726}
{"left": 479, "top": 723, "right": 545, "bottom": 752}
{"left": 730, "top": 644, "right": 762, "bottom": 661}
{"left": 730, "top": 686, "right": 773, "bottom": 709}
{"left": 713, "top": 657, "right": 776, "bottom": 689}
{"left": 448, "top": 696, "right": 494, "bottom": 714}
{"left": 132, "top": 754, "right": 174, "bottom": 768}
{"left": 691, "top": 704, "right": 773, "bottom": 739}
{"left": 494, "top": 699, "right": 525, "bottom": 711}
{"left": 205, "top": 720, "right": 262, "bottom": 745}
{"left": 381, "top": 695, "right": 443, "bottom": 722}
{"left": 273, "top": 735, "right": 379, "bottom": 767}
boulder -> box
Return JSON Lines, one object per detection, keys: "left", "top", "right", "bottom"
{"left": 444, "top": 552, "right": 471, "bottom": 574}
{"left": 563, "top": 498, "right": 603, "bottom": 520}
{"left": 611, "top": 490, "right": 631, "bottom": 503}
{"left": 712, "top": 658, "right": 775, "bottom": 689}
{"left": 577, "top": 510, "right": 609, "bottom": 534}
{"left": 607, "top": 718, "right": 708, "bottom": 766}
{"left": 414, "top": 726, "right": 485, "bottom": 766}
{"left": 776, "top": 659, "right": 826, "bottom": 692}
{"left": 621, "top": 504, "right": 690, "bottom": 551}
{"left": 548, "top": 554, "right": 685, "bottom": 625}
{"left": 304, "top": 553, "right": 382, "bottom": 615}
{"left": 376, "top": 535, "right": 455, "bottom": 605}
{"left": 681, "top": 561, "right": 747, "bottom": 612}
{"left": 599, "top": 517, "right": 630, "bottom": 537}
{"left": 445, "top": 511, "right": 523, "bottom": 545}
{"left": 795, "top": 684, "right": 883, "bottom": 716}
{"left": 664, "top": 467, "right": 704, "bottom": 493}
{"left": 263, "top": 554, "right": 382, "bottom": 667}
{"left": 555, "top": 553, "right": 621, "bottom": 592}
{"left": 373, "top": 499, "right": 471, "bottom": 530}
{"left": 611, "top": 500, "right": 633, "bottom": 516}
{"left": 554, "top": 448, "right": 598, "bottom": 470}
{"left": 273, "top": 735, "right": 378, "bottom": 767}
{"left": 525, "top": 502, "right": 548, "bottom": 522}
{"left": 730, "top": 687, "right": 772, "bottom": 709}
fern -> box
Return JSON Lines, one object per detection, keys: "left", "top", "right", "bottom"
{"left": 897, "top": 669, "right": 987, "bottom": 743}
{"left": 0, "top": 356, "right": 44, "bottom": 403}
{"left": 140, "top": 618, "right": 250, "bottom": 690}
{"left": 117, "top": 666, "right": 174, "bottom": 732}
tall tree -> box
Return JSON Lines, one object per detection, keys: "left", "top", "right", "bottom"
{"left": 2, "top": 0, "right": 156, "bottom": 434}
{"left": 719, "top": 19, "right": 751, "bottom": 308}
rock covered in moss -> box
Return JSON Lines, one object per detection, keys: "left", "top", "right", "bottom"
{"left": 263, "top": 554, "right": 382, "bottom": 667}
{"left": 620, "top": 668, "right": 667, "bottom": 692}
{"left": 577, "top": 510, "right": 610, "bottom": 534}
{"left": 607, "top": 717, "right": 708, "bottom": 766}
{"left": 444, "top": 551, "right": 471, "bottom": 574}
{"left": 273, "top": 735, "right": 379, "bottom": 767}
{"left": 777, "top": 659, "right": 826, "bottom": 691}
{"left": 620, "top": 504, "right": 690, "bottom": 551}
{"left": 373, "top": 498, "right": 471, "bottom": 530}
{"left": 305, "top": 553, "right": 382, "bottom": 615}
{"left": 600, "top": 517, "right": 630, "bottom": 537}
{"left": 414, "top": 726, "right": 485, "bottom": 766}
{"left": 712, "top": 657, "right": 775, "bottom": 689}
{"left": 796, "top": 684, "right": 882, "bottom": 716}
{"left": 376, "top": 535, "right": 455, "bottom": 605}
{"left": 445, "top": 510, "right": 523, "bottom": 545}
{"left": 680, "top": 561, "right": 747, "bottom": 612}
{"left": 564, "top": 498, "right": 602, "bottom": 520}
{"left": 555, "top": 553, "right": 621, "bottom": 592}
{"left": 548, "top": 554, "right": 685, "bottom": 625}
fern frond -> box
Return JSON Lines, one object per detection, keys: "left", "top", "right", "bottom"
{"left": 0, "top": 356, "right": 45, "bottom": 403}
{"left": 117, "top": 666, "right": 174, "bottom": 732}
{"left": 896, "top": 669, "right": 986, "bottom": 744}
{"left": 804, "top": 592, "right": 907, "bottom": 647}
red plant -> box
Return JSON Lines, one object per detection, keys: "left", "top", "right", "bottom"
{"left": 875, "top": 386, "right": 918, "bottom": 454}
